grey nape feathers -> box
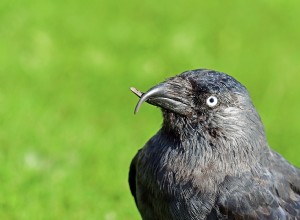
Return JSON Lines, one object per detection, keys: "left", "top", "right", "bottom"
{"left": 129, "top": 69, "right": 300, "bottom": 220}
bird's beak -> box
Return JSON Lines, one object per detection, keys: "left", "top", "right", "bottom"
{"left": 130, "top": 83, "right": 191, "bottom": 116}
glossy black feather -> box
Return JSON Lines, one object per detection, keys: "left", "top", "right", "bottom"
{"left": 129, "top": 151, "right": 139, "bottom": 206}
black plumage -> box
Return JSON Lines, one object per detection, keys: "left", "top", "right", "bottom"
{"left": 129, "top": 69, "right": 300, "bottom": 219}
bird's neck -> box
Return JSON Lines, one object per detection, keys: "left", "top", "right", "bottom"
{"left": 161, "top": 113, "right": 268, "bottom": 175}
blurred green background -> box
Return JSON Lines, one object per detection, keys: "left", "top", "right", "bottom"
{"left": 1, "top": 0, "right": 300, "bottom": 219}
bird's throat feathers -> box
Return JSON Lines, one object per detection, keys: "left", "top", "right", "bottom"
{"left": 159, "top": 108, "right": 268, "bottom": 174}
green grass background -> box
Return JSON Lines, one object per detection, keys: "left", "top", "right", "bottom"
{"left": 1, "top": 0, "right": 300, "bottom": 219}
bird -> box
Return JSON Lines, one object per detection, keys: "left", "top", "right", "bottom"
{"left": 129, "top": 69, "right": 300, "bottom": 220}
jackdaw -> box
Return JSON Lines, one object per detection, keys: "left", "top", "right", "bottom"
{"left": 129, "top": 69, "right": 300, "bottom": 219}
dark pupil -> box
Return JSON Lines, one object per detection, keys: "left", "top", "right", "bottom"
{"left": 209, "top": 98, "right": 215, "bottom": 103}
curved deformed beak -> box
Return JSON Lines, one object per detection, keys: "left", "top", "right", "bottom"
{"left": 130, "top": 83, "right": 191, "bottom": 116}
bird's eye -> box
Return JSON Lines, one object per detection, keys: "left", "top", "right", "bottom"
{"left": 206, "top": 96, "right": 218, "bottom": 107}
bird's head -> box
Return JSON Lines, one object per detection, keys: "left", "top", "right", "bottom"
{"left": 132, "top": 69, "right": 266, "bottom": 143}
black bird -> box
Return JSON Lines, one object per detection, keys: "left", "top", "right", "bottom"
{"left": 129, "top": 69, "right": 300, "bottom": 219}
